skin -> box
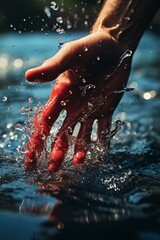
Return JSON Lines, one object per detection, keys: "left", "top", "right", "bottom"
{"left": 25, "top": 0, "right": 159, "bottom": 171}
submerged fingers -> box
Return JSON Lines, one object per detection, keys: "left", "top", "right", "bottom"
{"left": 25, "top": 106, "right": 111, "bottom": 171}
{"left": 25, "top": 114, "right": 52, "bottom": 167}
{"left": 48, "top": 116, "right": 77, "bottom": 171}
{"left": 25, "top": 99, "right": 63, "bottom": 167}
{"left": 72, "top": 120, "right": 93, "bottom": 165}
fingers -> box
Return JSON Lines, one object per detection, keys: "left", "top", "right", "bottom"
{"left": 25, "top": 42, "right": 80, "bottom": 83}
{"left": 97, "top": 115, "right": 111, "bottom": 149}
{"left": 72, "top": 120, "right": 93, "bottom": 165}
{"left": 25, "top": 95, "right": 62, "bottom": 167}
{"left": 49, "top": 134, "right": 68, "bottom": 172}
{"left": 25, "top": 113, "right": 52, "bottom": 167}
{"left": 48, "top": 118, "right": 76, "bottom": 171}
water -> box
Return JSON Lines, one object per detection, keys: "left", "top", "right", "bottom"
{"left": 0, "top": 31, "right": 160, "bottom": 240}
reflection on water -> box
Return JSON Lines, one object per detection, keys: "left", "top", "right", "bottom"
{"left": 0, "top": 31, "right": 160, "bottom": 239}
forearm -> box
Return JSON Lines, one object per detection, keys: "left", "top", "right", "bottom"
{"left": 92, "top": 0, "right": 160, "bottom": 51}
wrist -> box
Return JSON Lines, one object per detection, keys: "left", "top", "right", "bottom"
{"left": 91, "top": 0, "right": 159, "bottom": 52}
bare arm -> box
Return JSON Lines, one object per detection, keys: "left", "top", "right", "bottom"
{"left": 92, "top": 0, "right": 160, "bottom": 51}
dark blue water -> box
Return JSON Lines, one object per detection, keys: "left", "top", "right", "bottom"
{"left": 0, "top": 31, "right": 160, "bottom": 240}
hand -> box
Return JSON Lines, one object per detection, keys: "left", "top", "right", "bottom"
{"left": 25, "top": 29, "right": 132, "bottom": 171}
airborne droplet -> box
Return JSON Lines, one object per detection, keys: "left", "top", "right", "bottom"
{"left": 50, "top": 1, "right": 59, "bottom": 11}
{"left": 60, "top": 100, "right": 67, "bottom": 106}
{"left": 3, "top": 96, "right": 7, "bottom": 102}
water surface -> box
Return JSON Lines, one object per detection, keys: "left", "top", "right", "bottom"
{"left": 0, "top": 31, "right": 160, "bottom": 240}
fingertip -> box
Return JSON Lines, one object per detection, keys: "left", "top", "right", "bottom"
{"left": 25, "top": 69, "right": 31, "bottom": 80}
{"left": 49, "top": 149, "right": 65, "bottom": 172}
{"left": 25, "top": 68, "right": 43, "bottom": 83}
{"left": 72, "top": 151, "right": 85, "bottom": 165}
{"left": 25, "top": 152, "right": 37, "bottom": 167}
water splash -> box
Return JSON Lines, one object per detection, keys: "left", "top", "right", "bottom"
{"left": 105, "top": 49, "right": 133, "bottom": 81}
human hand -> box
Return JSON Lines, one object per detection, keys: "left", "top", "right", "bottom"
{"left": 25, "top": 29, "right": 132, "bottom": 171}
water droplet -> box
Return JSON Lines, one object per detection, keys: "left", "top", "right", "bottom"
{"left": 82, "top": 79, "right": 86, "bottom": 83}
{"left": 56, "top": 28, "right": 65, "bottom": 34}
{"left": 69, "top": 90, "right": 72, "bottom": 94}
{"left": 57, "top": 222, "right": 64, "bottom": 229}
{"left": 21, "top": 107, "right": 26, "bottom": 115}
{"left": 44, "top": 6, "right": 51, "bottom": 18}
{"left": 97, "top": 56, "right": 100, "bottom": 61}
{"left": 67, "top": 126, "right": 72, "bottom": 133}
{"left": 84, "top": 21, "right": 88, "bottom": 26}
{"left": 7, "top": 123, "right": 13, "bottom": 129}
{"left": 56, "top": 16, "right": 63, "bottom": 24}
{"left": 50, "top": 1, "right": 59, "bottom": 11}
{"left": 28, "top": 98, "right": 33, "bottom": 104}
{"left": 60, "top": 100, "right": 67, "bottom": 106}
{"left": 39, "top": 134, "right": 46, "bottom": 140}
{"left": 84, "top": 47, "right": 88, "bottom": 52}
{"left": 21, "top": 134, "right": 26, "bottom": 140}
{"left": 116, "top": 120, "right": 124, "bottom": 126}
{"left": 125, "top": 16, "right": 130, "bottom": 20}
{"left": 3, "top": 96, "right": 7, "bottom": 102}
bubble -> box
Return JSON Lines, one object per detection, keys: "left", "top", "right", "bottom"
{"left": 84, "top": 47, "right": 88, "bottom": 52}
{"left": 3, "top": 96, "right": 7, "bottom": 102}
{"left": 97, "top": 0, "right": 101, "bottom": 3}
{"left": 50, "top": 1, "right": 59, "bottom": 11}
{"left": 82, "top": 79, "right": 86, "bottom": 83}
{"left": 97, "top": 56, "right": 100, "bottom": 61}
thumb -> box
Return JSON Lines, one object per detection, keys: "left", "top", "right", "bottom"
{"left": 25, "top": 42, "right": 80, "bottom": 83}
